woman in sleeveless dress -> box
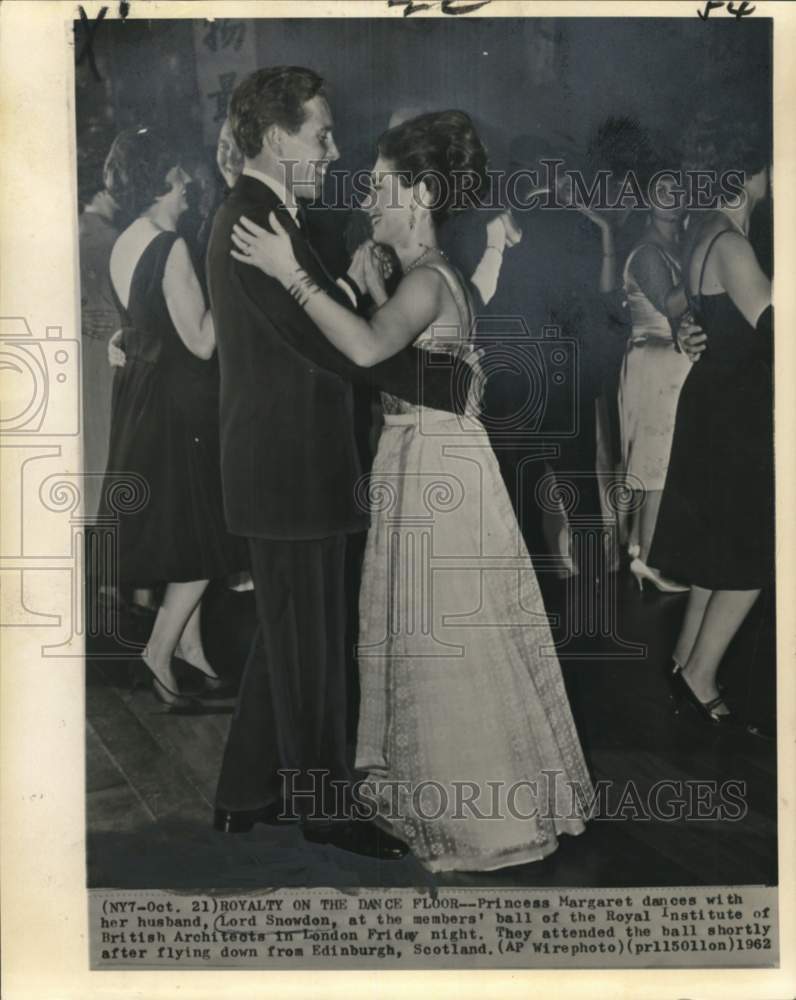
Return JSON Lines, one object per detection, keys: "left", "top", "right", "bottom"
{"left": 230, "top": 111, "right": 592, "bottom": 872}
{"left": 618, "top": 173, "right": 692, "bottom": 592}
{"left": 648, "top": 114, "right": 773, "bottom": 726}
{"left": 102, "top": 128, "right": 247, "bottom": 709}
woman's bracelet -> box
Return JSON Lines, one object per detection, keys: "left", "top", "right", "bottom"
{"left": 286, "top": 268, "right": 322, "bottom": 308}
{"left": 486, "top": 244, "right": 504, "bottom": 255}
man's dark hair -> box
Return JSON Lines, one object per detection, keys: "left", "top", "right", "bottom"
{"left": 229, "top": 66, "right": 325, "bottom": 159}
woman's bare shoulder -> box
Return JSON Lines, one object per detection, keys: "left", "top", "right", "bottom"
{"left": 686, "top": 213, "right": 739, "bottom": 288}
{"left": 395, "top": 262, "right": 446, "bottom": 302}
{"left": 109, "top": 219, "right": 167, "bottom": 304}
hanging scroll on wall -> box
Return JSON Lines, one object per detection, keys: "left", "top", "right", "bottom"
{"left": 192, "top": 18, "right": 257, "bottom": 147}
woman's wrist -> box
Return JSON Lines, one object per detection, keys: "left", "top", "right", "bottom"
{"left": 285, "top": 268, "right": 322, "bottom": 308}
{"left": 277, "top": 263, "right": 302, "bottom": 287}
{"left": 485, "top": 217, "right": 508, "bottom": 255}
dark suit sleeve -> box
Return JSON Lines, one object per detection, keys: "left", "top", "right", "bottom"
{"left": 233, "top": 215, "right": 473, "bottom": 414}
{"left": 440, "top": 210, "right": 488, "bottom": 281}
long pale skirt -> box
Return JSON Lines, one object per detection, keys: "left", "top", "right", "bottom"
{"left": 619, "top": 337, "right": 692, "bottom": 491}
{"left": 355, "top": 410, "right": 592, "bottom": 873}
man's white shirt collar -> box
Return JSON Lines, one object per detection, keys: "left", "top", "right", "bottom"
{"left": 242, "top": 166, "right": 299, "bottom": 224}
{"left": 240, "top": 166, "right": 356, "bottom": 308}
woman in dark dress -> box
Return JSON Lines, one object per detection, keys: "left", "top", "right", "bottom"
{"left": 102, "top": 128, "right": 247, "bottom": 708}
{"left": 649, "top": 113, "right": 773, "bottom": 725}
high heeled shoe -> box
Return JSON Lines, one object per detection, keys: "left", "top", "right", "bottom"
{"left": 198, "top": 673, "right": 235, "bottom": 696}
{"left": 630, "top": 557, "right": 689, "bottom": 594}
{"left": 171, "top": 654, "right": 234, "bottom": 697}
{"left": 135, "top": 654, "right": 204, "bottom": 714}
{"left": 669, "top": 657, "right": 724, "bottom": 692}
{"left": 667, "top": 669, "right": 734, "bottom": 726}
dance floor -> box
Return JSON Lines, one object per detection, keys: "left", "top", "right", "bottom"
{"left": 85, "top": 569, "right": 777, "bottom": 891}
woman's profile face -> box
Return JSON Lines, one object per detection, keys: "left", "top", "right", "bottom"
{"left": 163, "top": 164, "right": 192, "bottom": 216}
{"left": 365, "top": 155, "right": 415, "bottom": 248}
{"left": 747, "top": 164, "right": 769, "bottom": 203}
{"left": 651, "top": 175, "right": 686, "bottom": 223}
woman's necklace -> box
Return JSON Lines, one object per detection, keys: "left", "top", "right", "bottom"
{"left": 404, "top": 245, "right": 445, "bottom": 273}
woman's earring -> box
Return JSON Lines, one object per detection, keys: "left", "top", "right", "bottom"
{"left": 409, "top": 204, "right": 416, "bottom": 232}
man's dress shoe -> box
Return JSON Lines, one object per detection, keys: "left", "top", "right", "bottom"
{"left": 302, "top": 820, "right": 409, "bottom": 860}
{"left": 213, "top": 803, "right": 298, "bottom": 833}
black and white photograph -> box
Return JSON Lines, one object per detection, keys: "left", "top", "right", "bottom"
{"left": 1, "top": 0, "right": 794, "bottom": 994}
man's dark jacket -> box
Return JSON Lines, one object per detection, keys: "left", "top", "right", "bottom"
{"left": 207, "top": 173, "right": 471, "bottom": 540}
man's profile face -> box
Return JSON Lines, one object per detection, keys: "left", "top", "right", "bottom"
{"left": 216, "top": 118, "right": 243, "bottom": 190}
{"left": 277, "top": 95, "right": 340, "bottom": 201}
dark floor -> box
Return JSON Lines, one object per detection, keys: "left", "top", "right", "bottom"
{"left": 85, "top": 569, "right": 777, "bottom": 891}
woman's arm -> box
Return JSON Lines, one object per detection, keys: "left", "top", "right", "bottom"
{"left": 574, "top": 205, "right": 619, "bottom": 294}
{"left": 107, "top": 328, "right": 126, "bottom": 368}
{"left": 162, "top": 237, "right": 215, "bottom": 360}
{"left": 291, "top": 264, "right": 443, "bottom": 368}
{"left": 663, "top": 285, "right": 689, "bottom": 319}
{"left": 470, "top": 211, "right": 522, "bottom": 306}
{"left": 713, "top": 230, "right": 772, "bottom": 328}
{"left": 232, "top": 213, "right": 444, "bottom": 368}
{"left": 630, "top": 244, "right": 688, "bottom": 320}
{"left": 595, "top": 215, "right": 619, "bottom": 294}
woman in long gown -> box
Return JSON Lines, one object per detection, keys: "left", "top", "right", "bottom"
{"left": 230, "top": 111, "right": 592, "bottom": 872}
{"left": 648, "top": 113, "right": 773, "bottom": 725}
{"left": 102, "top": 128, "right": 247, "bottom": 708}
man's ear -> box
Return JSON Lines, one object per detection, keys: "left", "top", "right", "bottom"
{"left": 263, "top": 123, "right": 283, "bottom": 156}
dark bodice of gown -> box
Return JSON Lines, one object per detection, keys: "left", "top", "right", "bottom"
{"left": 380, "top": 259, "right": 477, "bottom": 418}
{"left": 690, "top": 290, "right": 770, "bottom": 373}
{"left": 115, "top": 230, "right": 220, "bottom": 419}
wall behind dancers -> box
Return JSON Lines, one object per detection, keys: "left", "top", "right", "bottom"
{"left": 77, "top": 17, "right": 771, "bottom": 183}
{"left": 77, "top": 17, "right": 771, "bottom": 344}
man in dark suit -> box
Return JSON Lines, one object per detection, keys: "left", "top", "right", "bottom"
{"left": 206, "top": 67, "right": 473, "bottom": 859}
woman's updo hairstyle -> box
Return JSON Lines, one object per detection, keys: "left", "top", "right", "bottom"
{"left": 376, "top": 110, "right": 488, "bottom": 223}
{"left": 103, "top": 127, "right": 183, "bottom": 220}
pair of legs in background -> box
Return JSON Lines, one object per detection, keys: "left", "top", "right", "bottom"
{"left": 672, "top": 586, "right": 762, "bottom": 719}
